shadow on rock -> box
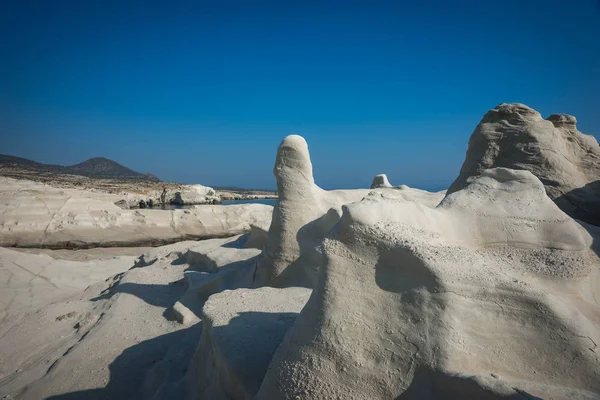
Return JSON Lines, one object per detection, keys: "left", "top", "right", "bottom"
{"left": 554, "top": 180, "right": 600, "bottom": 228}
{"left": 90, "top": 280, "right": 185, "bottom": 309}
{"left": 188, "top": 310, "right": 302, "bottom": 400}
{"left": 46, "top": 324, "right": 202, "bottom": 400}
{"left": 396, "top": 366, "right": 542, "bottom": 400}
{"left": 554, "top": 181, "right": 600, "bottom": 260}
{"left": 220, "top": 233, "right": 250, "bottom": 249}
{"left": 375, "top": 246, "right": 441, "bottom": 293}
{"left": 270, "top": 209, "right": 341, "bottom": 288}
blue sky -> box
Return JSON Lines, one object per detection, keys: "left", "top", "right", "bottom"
{"left": 1, "top": 0, "right": 599, "bottom": 191}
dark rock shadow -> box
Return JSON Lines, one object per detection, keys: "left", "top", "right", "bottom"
{"left": 375, "top": 246, "right": 441, "bottom": 293}
{"left": 396, "top": 366, "right": 542, "bottom": 400}
{"left": 555, "top": 181, "right": 600, "bottom": 261}
{"left": 220, "top": 233, "right": 250, "bottom": 249}
{"left": 191, "top": 311, "right": 300, "bottom": 399}
{"left": 273, "top": 209, "right": 341, "bottom": 288}
{"left": 580, "top": 221, "right": 600, "bottom": 259}
{"left": 45, "top": 324, "right": 203, "bottom": 400}
{"left": 553, "top": 180, "right": 600, "bottom": 228}
{"left": 90, "top": 280, "right": 184, "bottom": 308}
{"left": 44, "top": 242, "right": 260, "bottom": 399}
{"left": 44, "top": 309, "right": 299, "bottom": 400}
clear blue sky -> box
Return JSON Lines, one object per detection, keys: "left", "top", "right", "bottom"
{"left": 1, "top": 1, "right": 599, "bottom": 191}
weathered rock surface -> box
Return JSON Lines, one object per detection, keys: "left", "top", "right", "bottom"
{"left": 0, "top": 178, "right": 272, "bottom": 248}
{"left": 371, "top": 173, "right": 393, "bottom": 188}
{"left": 115, "top": 184, "right": 220, "bottom": 208}
{"left": 180, "top": 287, "right": 311, "bottom": 400}
{"left": 258, "top": 167, "right": 600, "bottom": 399}
{"left": 0, "top": 247, "right": 134, "bottom": 321}
{"left": 2, "top": 233, "right": 263, "bottom": 399}
{"left": 168, "top": 235, "right": 262, "bottom": 325}
{"left": 448, "top": 103, "right": 600, "bottom": 226}
{"left": 0, "top": 248, "right": 136, "bottom": 397}
{"left": 254, "top": 135, "right": 446, "bottom": 288}
{"left": 4, "top": 125, "right": 600, "bottom": 400}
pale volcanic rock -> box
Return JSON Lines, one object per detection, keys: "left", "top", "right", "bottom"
{"left": 0, "top": 248, "right": 136, "bottom": 396}
{"left": 116, "top": 184, "right": 220, "bottom": 208}
{"left": 168, "top": 235, "right": 262, "bottom": 325}
{"left": 254, "top": 135, "right": 445, "bottom": 288}
{"left": 370, "top": 173, "right": 393, "bottom": 188}
{"left": 3, "top": 126, "right": 600, "bottom": 400}
{"left": 257, "top": 167, "right": 600, "bottom": 399}
{"left": 0, "top": 247, "right": 134, "bottom": 320}
{"left": 254, "top": 135, "right": 372, "bottom": 288}
{"left": 3, "top": 234, "right": 260, "bottom": 399}
{"left": 448, "top": 103, "right": 600, "bottom": 226}
{"left": 0, "top": 177, "right": 273, "bottom": 248}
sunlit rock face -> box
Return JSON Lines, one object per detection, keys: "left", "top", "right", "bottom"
{"left": 254, "top": 135, "right": 445, "bottom": 289}
{"left": 448, "top": 103, "right": 600, "bottom": 226}
{"left": 0, "top": 177, "right": 272, "bottom": 248}
{"left": 257, "top": 167, "right": 600, "bottom": 399}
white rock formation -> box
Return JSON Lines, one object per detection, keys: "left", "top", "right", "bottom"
{"left": 257, "top": 167, "right": 600, "bottom": 399}
{"left": 448, "top": 103, "right": 600, "bottom": 226}
{"left": 167, "top": 235, "right": 262, "bottom": 325}
{"left": 116, "top": 184, "right": 220, "bottom": 208}
{"left": 0, "top": 178, "right": 272, "bottom": 248}
{"left": 254, "top": 135, "right": 445, "bottom": 288}
{"left": 370, "top": 173, "right": 393, "bottom": 188}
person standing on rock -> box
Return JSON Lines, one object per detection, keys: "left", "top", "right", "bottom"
{"left": 160, "top": 186, "right": 167, "bottom": 205}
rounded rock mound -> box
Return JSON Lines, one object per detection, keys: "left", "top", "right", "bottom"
{"left": 448, "top": 102, "right": 600, "bottom": 226}
{"left": 370, "top": 173, "right": 392, "bottom": 189}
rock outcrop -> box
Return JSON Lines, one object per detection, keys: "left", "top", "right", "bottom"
{"left": 6, "top": 233, "right": 266, "bottom": 399}
{"left": 168, "top": 235, "right": 262, "bottom": 325}
{"left": 0, "top": 178, "right": 272, "bottom": 248}
{"left": 448, "top": 103, "right": 600, "bottom": 226}
{"left": 116, "top": 184, "right": 220, "bottom": 209}
{"left": 4, "top": 126, "right": 600, "bottom": 400}
{"left": 258, "top": 167, "right": 600, "bottom": 399}
{"left": 254, "top": 135, "right": 445, "bottom": 288}
{"left": 253, "top": 135, "right": 372, "bottom": 288}
{"left": 371, "top": 173, "right": 393, "bottom": 188}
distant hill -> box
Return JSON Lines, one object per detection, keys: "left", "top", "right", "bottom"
{"left": 0, "top": 154, "right": 160, "bottom": 182}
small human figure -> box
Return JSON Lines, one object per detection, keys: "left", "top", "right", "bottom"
{"left": 147, "top": 199, "right": 153, "bottom": 208}
{"left": 160, "top": 186, "right": 167, "bottom": 204}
